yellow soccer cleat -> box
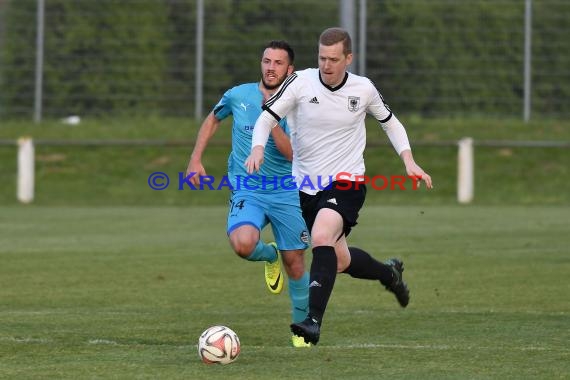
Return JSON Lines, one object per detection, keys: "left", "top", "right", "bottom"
{"left": 265, "top": 242, "right": 284, "bottom": 294}
{"left": 291, "top": 334, "right": 311, "bottom": 348}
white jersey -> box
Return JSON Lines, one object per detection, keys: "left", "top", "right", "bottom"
{"left": 252, "top": 68, "right": 411, "bottom": 195}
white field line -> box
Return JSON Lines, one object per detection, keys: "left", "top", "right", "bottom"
{"left": 88, "top": 339, "right": 118, "bottom": 345}
{"left": 319, "top": 343, "right": 554, "bottom": 351}
{"left": 0, "top": 336, "right": 51, "bottom": 343}
{"left": 2, "top": 337, "right": 566, "bottom": 353}
{"left": 0, "top": 309, "right": 567, "bottom": 317}
{"left": 247, "top": 343, "right": 566, "bottom": 352}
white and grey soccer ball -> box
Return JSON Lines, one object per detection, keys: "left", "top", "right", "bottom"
{"left": 198, "top": 325, "right": 241, "bottom": 365}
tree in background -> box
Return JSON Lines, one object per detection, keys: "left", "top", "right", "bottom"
{"left": 1, "top": 0, "right": 169, "bottom": 118}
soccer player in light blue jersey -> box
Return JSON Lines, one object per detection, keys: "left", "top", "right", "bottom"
{"left": 186, "top": 41, "right": 310, "bottom": 347}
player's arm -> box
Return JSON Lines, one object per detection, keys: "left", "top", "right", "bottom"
{"left": 381, "top": 115, "right": 433, "bottom": 189}
{"left": 186, "top": 112, "right": 221, "bottom": 186}
{"left": 245, "top": 111, "right": 280, "bottom": 173}
{"left": 270, "top": 123, "right": 293, "bottom": 161}
{"left": 399, "top": 149, "right": 432, "bottom": 189}
{"left": 369, "top": 84, "right": 432, "bottom": 189}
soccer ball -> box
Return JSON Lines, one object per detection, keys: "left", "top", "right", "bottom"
{"left": 198, "top": 325, "right": 241, "bottom": 365}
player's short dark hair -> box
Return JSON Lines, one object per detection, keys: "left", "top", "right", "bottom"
{"left": 319, "top": 27, "right": 352, "bottom": 56}
{"left": 264, "top": 40, "right": 295, "bottom": 64}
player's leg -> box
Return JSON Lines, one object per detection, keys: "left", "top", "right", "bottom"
{"left": 331, "top": 184, "right": 409, "bottom": 306}
{"left": 280, "top": 249, "right": 310, "bottom": 347}
{"left": 273, "top": 247, "right": 309, "bottom": 324}
{"left": 339, "top": 237, "right": 410, "bottom": 307}
{"left": 290, "top": 191, "right": 346, "bottom": 345}
{"left": 291, "top": 183, "right": 367, "bottom": 344}
{"left": 290, "top": 207, "right": 344, "bottom": 345}
{"left": 281, "top": 251, "right": 309, "bottom": 323}
{"left": 228, "top": 224, "right": 262, "bottom": 258}
{"left": 227, "top": 196, "right": 272, "bottom": 261}
{"left": 227, "top": 192, "right": 283, "bottom": 293}
{"left": 304, "top": 207, "right": 344, "bottom": 319}
{"left": 267, "top": 195, "right": 311, "bottom": 346}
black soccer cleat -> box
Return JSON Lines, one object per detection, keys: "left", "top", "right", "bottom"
{"left": 290, "top": 316, "right": 321, "bottom": 345}
{"left": 384, "top": 258, "right": 410, "bottom": 307}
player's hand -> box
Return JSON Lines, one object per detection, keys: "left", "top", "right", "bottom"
{"left": 245, "top": 146, "right": 265, "bottom": 174}
{"left": 186, "top": 160, "right": 206, "bottom": 187}
{"left": 405, "top": 162, "right": 433, "bottom": 189}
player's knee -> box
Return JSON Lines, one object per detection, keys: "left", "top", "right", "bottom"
{"left": 286, "top": 261, "right": 305, "bottom": 279}
{"left": 229, "top": 237, "right": 257, "bottom": 258}
{"left": 281, "top": 251, "right": 305, "bottom": 278}
{"left": 310, "top": 230, "right": 336, "bottom": 247}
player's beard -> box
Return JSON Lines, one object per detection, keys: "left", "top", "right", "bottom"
{"left": 262, "top": 73, "right": 285, "bottom": 90}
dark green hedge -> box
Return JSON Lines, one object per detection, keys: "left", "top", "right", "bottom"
{"left": 0, "top": 0, "right": 567, "bottom": 118}
{"left": 1, "top": 0, "right": 169, "bottom": 117}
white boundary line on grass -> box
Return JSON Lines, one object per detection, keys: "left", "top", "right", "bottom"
{"left": 0, "top": 337, "right": 51, "bottom": 343}
{"left": 88, "top": 339, "right": 118, "bottom": 345}
{"left": 3, "top": 336, "right": 566, "bottom": 353}
{"left": 320, "top": 343, "right": 553, "bottom": 352}
{"left": 248, "top": 343, "right": 564, "bottom": 352}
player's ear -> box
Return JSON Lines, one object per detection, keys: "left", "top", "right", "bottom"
{"left": 345, "top": 53, "right": 353, "bottom": 66}
{"left": 287, "top": 65, "right": 294, "bottom": 76}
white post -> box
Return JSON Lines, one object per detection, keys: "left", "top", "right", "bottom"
{"left": 18, "top": 137, "right": 35, "bottom": 204}
{"left": 457, "top": 137, "right": 474, "bottom": 204}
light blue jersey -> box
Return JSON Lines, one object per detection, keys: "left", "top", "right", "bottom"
{"left": 212, "top": 82, "right": 308, "bottom": 250}
{"left": 213, "top": 83, "right": 295, "bottom": 193}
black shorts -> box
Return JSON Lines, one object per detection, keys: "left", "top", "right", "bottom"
{"left": 299, "top": 181, "right": 367, "bottom": 237}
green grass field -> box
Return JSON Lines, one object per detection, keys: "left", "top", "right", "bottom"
{"left": 1, "top": 205, "right": 568, "bottom": 379}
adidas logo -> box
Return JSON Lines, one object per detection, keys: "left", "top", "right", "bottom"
{"left": 309, "top": 280, "right": 322, "bottom": 288}
{"left": 309, "top": 97, "right": 319, "bottom": 104}
{"left": 327, "top": 198, "right": 337, "bottom": 205}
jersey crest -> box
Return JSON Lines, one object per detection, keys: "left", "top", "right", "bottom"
{"left": 348, "top": 96, "right": 360, "bottom": 112}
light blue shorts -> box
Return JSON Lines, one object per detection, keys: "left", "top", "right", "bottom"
{"left": 227, "top": 190, "right": 309, "bottom": 251}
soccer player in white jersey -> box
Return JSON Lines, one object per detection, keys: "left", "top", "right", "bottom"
{"left": 246, "top": 28, "right": 433, "bottom": 345}
{"left": 186, "top": 41, "right": 311, "bottom": 347}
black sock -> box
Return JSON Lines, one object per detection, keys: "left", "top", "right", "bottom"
{"left": 308, "top": 246, "right": 337, "bottom": 325}
{"left": 343, "top": 246, "right": 395, "bottom": 286}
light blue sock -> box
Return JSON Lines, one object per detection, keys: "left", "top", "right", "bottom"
{"left": 246, "top": 240, "right": 278, "bottom": 262}
{"left": 288, "top": 271, "right": 309, "bottom": 323}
